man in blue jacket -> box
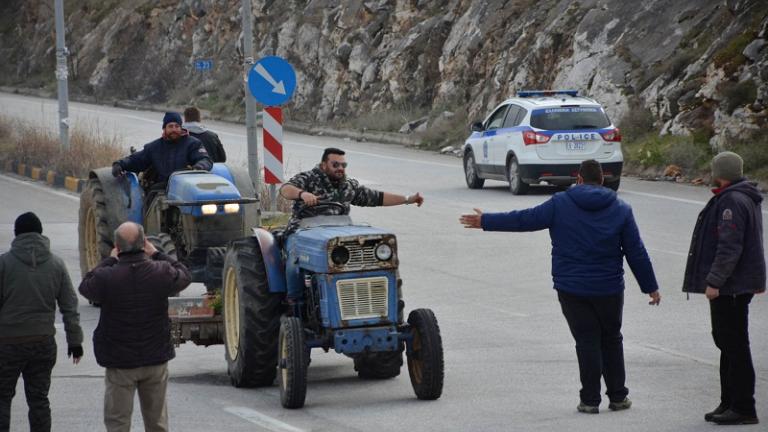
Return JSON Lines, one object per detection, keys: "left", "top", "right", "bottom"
{"left": 683, "top": 151, "right": 764, "bottom": 425}
{"left": 460, "top": 159, "right": 660, "bottom": 414}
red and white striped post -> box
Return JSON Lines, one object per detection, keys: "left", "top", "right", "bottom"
{"left": 262, "top": 107, "right": 284, "bottom": 211}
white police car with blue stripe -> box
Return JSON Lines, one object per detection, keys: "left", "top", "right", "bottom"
{"left": 462, "top": 90, "right": 623, "bottom": 194}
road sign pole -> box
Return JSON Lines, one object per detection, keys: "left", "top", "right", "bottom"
{"left": 54, "top": 0, "right": 70, "bottom": 151}
{"left": 241, "top": 0, "right": 261, "bottom": 222}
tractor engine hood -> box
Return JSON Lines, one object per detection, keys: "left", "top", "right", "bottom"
{"left": 290, "top": 223, "right": 398, "bottom": 273}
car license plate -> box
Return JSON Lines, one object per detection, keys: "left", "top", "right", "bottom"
{"left": 565, "top": 142, "right": 586, "bottom": 151}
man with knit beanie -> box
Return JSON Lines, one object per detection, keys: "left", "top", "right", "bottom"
{"left": 683, "top": 151, "right": 765, "bottom": 425}
{"left": 0, "top": 212, "right": 84, "bottom": 432}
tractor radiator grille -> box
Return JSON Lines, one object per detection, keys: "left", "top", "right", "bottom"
{"left": 336, "top": 277, "right": 389, "bottom": 321}
{"left": 341, "top": 241, "right": 378, "bottom": 270}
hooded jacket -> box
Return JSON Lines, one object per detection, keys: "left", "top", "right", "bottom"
{"left": 683, "top": 179, "right": 766, "bottom": 295}
{"left": 78, "top": 251, "right": 191, "bottom": 369}
{"left": 185, "top": 122, "right": 226, "bottom": 163}
{"left": 0, "top": 233, "right": 83, "bottom": 345}
{"left": 116, "top": 132, "right": 213, "bottom": 182}
{"left": 481, "top": 184, "right": 659, "bottom": 296}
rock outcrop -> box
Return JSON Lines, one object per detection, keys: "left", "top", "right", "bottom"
{"left": 1, "top": 0, "right": 766, "bottom": 149}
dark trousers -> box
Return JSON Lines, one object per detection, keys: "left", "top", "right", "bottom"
{"left": 0, "top": 336, "right": 57, "bottom": 432}
{"left": 558, "top": 290, "right": 628, "bottom": 406}
{"left": 710, "top": 293, "right": 756, "bottom": 417}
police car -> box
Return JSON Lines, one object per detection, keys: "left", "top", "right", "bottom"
{"left": 462, "top": 90, "right": 623, "bottom": 194}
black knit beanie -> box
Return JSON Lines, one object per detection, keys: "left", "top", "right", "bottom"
{"left": 14, "top": 212, "right": 43, "bottom": 236}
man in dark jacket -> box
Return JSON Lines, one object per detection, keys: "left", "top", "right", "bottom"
{"left": 0, "top": 212, "right": 83, "bottom": 432}
{"left": 683, "top": 151, "right": 764, "bottom": 425}
{"left": 112, "top": 112, "right": 213, "bottom": 210}
{"left": 183, "top": 106, "right": 226, "bottom": 163}
{"left": 460, "top": 159, "right": 660, "bottom": 414}
{"left": 79, "top": 222, "right": 191, "bottom": 432}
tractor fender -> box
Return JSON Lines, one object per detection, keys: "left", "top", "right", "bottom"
{"left": 251, "top": 228, "right": 286, "bottom": 293}
{"left": 88, "top": 167, "right": 144, "bottom": 232}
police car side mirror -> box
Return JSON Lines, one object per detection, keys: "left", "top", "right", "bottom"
{"left": 470, "top": 121, "right": 484, "bottom": 132}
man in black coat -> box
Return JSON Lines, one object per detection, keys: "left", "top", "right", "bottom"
{"left": 683, "top": 151, "right": 765, "bottom": 425}
{"left": 79, "top": 222, "right": 192, "bottom": 432}
{"left": 183, "top": 106, "right": 226, "bottom": 163}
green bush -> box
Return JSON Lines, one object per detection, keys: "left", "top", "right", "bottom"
{"left": 726, "top": 135, "right": 768, "bottom": 179}
{"left": 618, "top": 98, "right": 655, "bottom": 142}
{"left": 720, "top": 80, "right": 757, "bottom": 114}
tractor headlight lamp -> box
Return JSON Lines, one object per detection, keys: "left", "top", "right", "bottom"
{"left": 331, "top": 246, "right": 350, "bottom": 265}
{"left": 375, "top": 243, "right": 393, "bottom": 261}
{"left": 201, "top": 204, "right": 217, "bottom": 215}
{"left": 224, "top": 203, "right": 240, "bottom": 213}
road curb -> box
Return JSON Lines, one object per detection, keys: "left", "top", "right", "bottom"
{"left": 0, "top": 159, "right": 85, "bottom": 193}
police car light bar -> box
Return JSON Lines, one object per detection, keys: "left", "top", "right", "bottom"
{"left": 517, "top": 90, "right": 579, "bottom": 98}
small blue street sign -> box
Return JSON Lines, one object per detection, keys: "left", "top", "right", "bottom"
{"left": 248, "top": 56, "right": 296, "bottom": 106}
{"left": 194, "top": 59, "right": 213, "bottom": 71}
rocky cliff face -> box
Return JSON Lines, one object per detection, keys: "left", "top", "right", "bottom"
{"left": 1, "top": 0, "right": 766, "bottom": 149}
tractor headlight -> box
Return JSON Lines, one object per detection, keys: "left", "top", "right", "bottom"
{"left": 331, "top": 246, "right": 350, "bottom": 265}
{"left": 201, "top": 204, "right": 217, "bottom": 215}
{"left": 224, "top": 203, "right": 240, "bottom": 213}
{"left": 375, "top": 243, "right": 392, "bottom": 261}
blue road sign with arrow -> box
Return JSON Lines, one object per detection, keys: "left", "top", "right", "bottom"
{"left": 248, "top": 56, "right": 296, "bottom": 106}
{"left": 194, "top": 59, "right": 213, "bottom": 71}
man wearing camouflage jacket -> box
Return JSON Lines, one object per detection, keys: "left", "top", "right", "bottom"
{"left": 280, "top": 147, "right": 424, "bottom": 235}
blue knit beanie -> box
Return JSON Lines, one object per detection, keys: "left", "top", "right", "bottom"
{"left": 162, "top": 112, "right": 183, "bottom": 129}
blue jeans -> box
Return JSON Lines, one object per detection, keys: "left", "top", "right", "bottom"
{"left": 557, "top": 290, "right": 628, "bottom": 406}
{"left": 0, "top": 336, "right": 57, "bottom": 432}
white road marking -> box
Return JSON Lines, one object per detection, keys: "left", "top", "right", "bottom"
{"left": 224, "top": 406, "right": 305, "bottom": 432}
{"left": 622, "top": 189, "right": 768, "bottom": 216}
{"left": 647, "top": 247, "right": 688, "bottom": 258}
{"left": 0, "top": 173, "right": 79, "bottom": 202}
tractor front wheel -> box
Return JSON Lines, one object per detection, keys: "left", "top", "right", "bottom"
{"left": 146, "top": 233, "right": 177, "bottom": 260}
{"left": 406, "top": 309, "right": 444, "bottom": 400}
{"left": 222, "top": 237, "right": 282, "bottom": 388}
{"left": 279, "top": 317, "right": 308, "bottom": 409}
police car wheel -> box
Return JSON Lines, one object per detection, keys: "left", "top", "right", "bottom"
{"left": 463, "top": 151, "right": 485, "bottom": 189}
{"left": 507, "top": 157, "right": 529, "bottom": 195}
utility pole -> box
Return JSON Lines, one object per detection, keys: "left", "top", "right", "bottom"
{"left": 54, "top": 0, "right": 70, "bottom": 150}
{"left": 241, "top": 0, "right": 261, "bottom": 203}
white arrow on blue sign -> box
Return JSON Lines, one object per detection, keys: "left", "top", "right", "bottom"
{"left": 248, "top": 56, "right": 296, "bottom": 106}
{"left": 194, "top": 59, "right": 213, "bottom": 71}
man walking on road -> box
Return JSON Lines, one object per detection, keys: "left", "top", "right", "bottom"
{"left": 183, "top": 106, "right": 227, "bottom": 163}
{"left": 0, "top": 212, "right": 83, "bottom": 432}
{"left": 683, "top": 151, "right": 764, "bottom": 425}
{"left": 79, "top": 222, "right": 192, "bottom": 432}
{"left": 460, "top": 159, "right": 661, "bottom": 414}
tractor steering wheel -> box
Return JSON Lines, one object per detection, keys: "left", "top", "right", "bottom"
{"left": 297, "top": 201, "right": 348, "bottom": 218}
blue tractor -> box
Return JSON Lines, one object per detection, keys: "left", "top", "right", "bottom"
{"left": 78, "top": 163, "right": 258, "bottom": 311}
{"left": 221, "top": 203, "right": 444, "bottom": 408}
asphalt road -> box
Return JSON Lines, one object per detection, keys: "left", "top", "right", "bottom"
{"left": 1, "top": 93, "right": 766, "bottom": 431}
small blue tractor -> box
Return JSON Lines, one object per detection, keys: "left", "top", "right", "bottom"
{"left": 221, "top": 203, "right": 444, "bottom": 408}
{"left": 78, "top": 163, "right": 258, "bottom": 331}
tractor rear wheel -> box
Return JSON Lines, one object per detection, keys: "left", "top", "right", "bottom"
{"left": 78, "top": 177, "right": 112, "bottom": 277}
{"left": 279, "top": 316, "right": 308, "bottom": 409}
{"left": 146, "top": 233, "right": 177, "bottom": 260}
{"left": 354, "top": 347, "right": 403, "bottom": 379}
{"left": 406, "top": 309, "right": 444, "bottom": 400}
{"left": 222, "top": 237, "right": 282, "bottom": 388}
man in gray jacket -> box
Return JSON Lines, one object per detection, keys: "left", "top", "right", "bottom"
{"left": 0, "top": 212, "right": 83, "bottom": 432}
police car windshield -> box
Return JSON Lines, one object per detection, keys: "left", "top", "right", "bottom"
{"left": 530, "top": 107, "right": 611, "bottom": 130}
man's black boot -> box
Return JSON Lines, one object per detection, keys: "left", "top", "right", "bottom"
{"left": 705, "top": 405, "right": 728, "bottom": 422}
{"left": 711, "top": 409, "right": 759, "bottom": 425}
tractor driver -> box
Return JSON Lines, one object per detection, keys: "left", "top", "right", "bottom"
{"left": 111, "top": 112, "right": 213, "bottom": 207}
{"left": 279, "top": 147, "right": 424, "bottom": 235}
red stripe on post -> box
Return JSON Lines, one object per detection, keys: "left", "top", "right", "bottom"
{"left": 263, "top": 130, "right": 283, "bottom": 162}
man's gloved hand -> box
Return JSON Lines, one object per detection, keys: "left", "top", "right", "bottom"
{"left": 68, "top": 345, "right": 83, "bottom": 364}
{"left": 111, "top": 162, "right": 125, "bottom": 177}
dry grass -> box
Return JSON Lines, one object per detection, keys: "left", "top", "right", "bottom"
{"left": 1, "top": 115, "right": 123, "bottom": 178}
